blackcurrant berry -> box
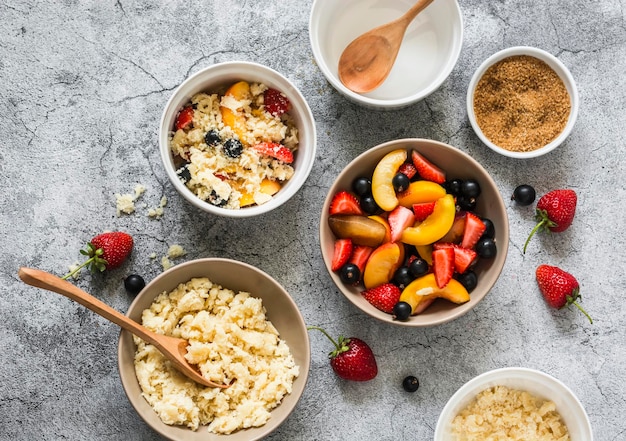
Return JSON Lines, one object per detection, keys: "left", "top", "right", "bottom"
{"left": 481, "top": 218, "right": 495, "bottom": 239}
{"left": 223, "top": 138, "right": 243, "bottom": 158}
{"left": 339, "top": 263, "right": 360, "bottom": 284}
{"left": 352, "top": 177, "right": 372, "bottom": 197}
{"left": 475, "top": 237, "right": 497, "bottom": 258}
{"left": 392, "top": 172, "right": 410, "bottom": 192}
{"left": 402, "top": 375, "right": 420, "bottom": 392}
{"left": 461, "top": 179, "right": 481, "bottom": 198}
{"left": 512, "top": 184, "right": 536, "bottom": 206}
{"left": 393, "top": 301, "right": 412, "bottom": 321}
{"left": 360, "top": 195, "right": 380, "bottom": 215}
{"left": 124, "top": 274, "right": 146, "bottom": 295}
{"left": 204, "top": 129, "right": 221, "bottom": 146}
{"left": 457, "top": 195, "right": 476, "bottom": 211}
{"left": 408, "top": 258, "right": 429, "bottom": 278}
{"left": 446, "top": 178, "right": 463, "bottom": 197}
{"left": 456, "top": 270, "right": 478, "bottom": 292}
{"left": 393, "top": 266, "right": 414, "bottom": 289}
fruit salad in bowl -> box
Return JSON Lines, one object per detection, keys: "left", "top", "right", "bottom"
{"left": 320, "top": 139, "right": 509, "bottom": 327}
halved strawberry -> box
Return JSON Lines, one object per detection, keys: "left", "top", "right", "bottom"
{"left": 331, "top": 238, "right": 353, "bottom": 272}
{"left": 411, "top": 151, "right": 446, "bottom": 184}
{"left": 388, "top": 205, "right": 415, "bottom": 242}
{"left": 362, "top": 283, "right": 402, "bottom": 313}
{"left": 329, "top": 191, "right": 363, "bottom": 215}
{"left": 398, "top": 163, "right": 417, "bottom": 180}
{"left": 264, "top": 88, "right": 291, "bottom": 117}
{"left": 174, "top": 106, "right": 194, "bottom": 131}
{"left": 461, "top": 212, "right": 487, "bottom": 249}
{"left": 349, "top": 245, "right": 374, "bottom": 276}
{"left": 433, "top": 242, "right": 477, "bottom": 274}
{"left": 432, "top": 247, "right": 455, "bottom": 288}
{"left": 252, "top": 142, "right": 294, "bottom": 164}
{"left": 412, "top": 202, "right": 436, "bottom": 222}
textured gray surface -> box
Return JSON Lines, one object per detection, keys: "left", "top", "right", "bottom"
{"left": 1, "top": 0, "right": 625, "bottom": 440}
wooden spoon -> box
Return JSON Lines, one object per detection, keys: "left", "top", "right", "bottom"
{"left": 18, "top": 267, "right": 231, "bottom": 389}
{"left": 338, "top": 0, "right": 435, "bottom": 94}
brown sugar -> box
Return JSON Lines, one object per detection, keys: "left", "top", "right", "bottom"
{"left": 473, "top": 55, "right": 571, "bottom": 152}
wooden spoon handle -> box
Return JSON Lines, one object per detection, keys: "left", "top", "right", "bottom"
{"left": 18, "top": 267, "right": 158, "bottom": 345}
{"left": 400, "top": 0, "right": 435, "bottom": 25}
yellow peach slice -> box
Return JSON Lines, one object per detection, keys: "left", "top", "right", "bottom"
{"left": 401, "top": 194, "right": 456, "bottom": 246}
{"left": 368, "top": 215, "right": 392, "bottom": 243}
{"left": 397, "top": 181, "right": 447, "bottom": 208}
{"left": 363, "top": 242, "right": 404, "bottom": 289}
{"left": 399, "top": 273, "right": 470, "bottom": 314}
{"left": 239, "top": 179, "right": 281, "bottom": 207}
{"left": 371, "top": 149, "right": 407, "bottom": 212}
{"left": 220, "top": 81, "right": 251, "bottom": 143}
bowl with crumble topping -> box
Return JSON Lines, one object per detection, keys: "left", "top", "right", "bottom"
{"left": 160, "top": 61, "right": 317, "bottom": 217}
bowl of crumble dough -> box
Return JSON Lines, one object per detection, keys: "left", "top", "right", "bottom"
{"left": 160, "top": 61, "right": 317, "bottom": 217}
{"left": 118, "top": 258, "right": 310, "bottom": 440}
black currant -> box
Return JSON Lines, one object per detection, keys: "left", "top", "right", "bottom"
{"left": 461, "top": 179, "right": 481, "bottom": 198}
{"left": 360, "top": 195, "right": 380, "bottom": 215}
{"left": 512, "top": 184, "right": 536, "bottom": 206}
{"left": 475, "top": 237, "right": 497, "bottom": 258}
{"left": 176, "top": 163, "right": 191, "bottom": 184}
{"left": 402, "top": 375, "right": 420, "bottom": 392}
{"left": 481, "top": 218, "right": 495, "bottom": 239}
{"left": 339, "top": 263, "right": 360, "bottom": 284}
{"left": 204, "top": 129, "right": 222, "bottom": 146}
{"left": 393, "top": 266, "right": 414, "bottom": 289}
{"left": 393, "top": 301, "right": 412, "bottom": 321}
{"left": 124, "top": 274, "right": 146, "bottom": 295}
{"left": 456, "top": 270, "right": 478, "bottom": 292}
{"left": 392, "top": 172, "right": 410, "bottom": 192}
{"left": 352, "top": 177, "right": 372, "bottom": 197}
{"left": 446, "top": 178, "right": 463, "bottom": 196}
{"left": 223, "top": 138, "right": 243, "bottom": 158}
{"left": 456, "top": 195, "right": 476, "bottom": 211}
{"left": 408, "top": 257, "right": 429, "bottom": 278}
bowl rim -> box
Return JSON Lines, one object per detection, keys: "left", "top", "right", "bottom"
{"left": 466, "top": 46, "right": 580, "bottom": 159}
{"left": 434, "top": 366, "right": 594, "bottom": 440}
{"left": 117, "top": 257, "right": 311, "bottom": 441}
{"left": 308, "top": 0, "right": 464, "bottom": 109}
{"left": 159, "top": 60, "right": 317, "bottom": 218}
{"left": 319, "top": 138, "right": 509, "bottom": 327}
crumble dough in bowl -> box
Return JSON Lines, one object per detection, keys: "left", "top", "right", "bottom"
{"left": 118, "top": 258, "right": 310, "bottom": 440}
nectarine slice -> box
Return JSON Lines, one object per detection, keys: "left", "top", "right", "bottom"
{"left": 399, "top": 273, "right": 470, "bottom": 314}
{"left": 401, "top": 194, "right": 456, "bottom": 246}
{"left": 363, "top": 242, "right": 404, "bottom": 289}
{"left": 371, "top": 149, "right": 407, "bottom": 212}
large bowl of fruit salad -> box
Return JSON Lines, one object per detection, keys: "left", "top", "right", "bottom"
{"left": 320, "top": 139, "right": 508, "bottom": 327}
{"left": 160, "top": 61, "right": 317, "bottom": 217}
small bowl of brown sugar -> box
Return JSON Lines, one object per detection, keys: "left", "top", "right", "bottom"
{"left": 467, "top": 46, "right": 579, "bottom": 158}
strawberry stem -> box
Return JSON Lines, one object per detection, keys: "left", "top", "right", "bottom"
{"left": 307, "top": 326, "right": 349, "bottom": 357}
{"left": 61, "top": 243, "right": 108, "bottom": 280}
{"left": 523, "top": 209, "right": 556, "bottom": 254}
{"left": 567, "top": 295, "right": 593, "bottom": 324}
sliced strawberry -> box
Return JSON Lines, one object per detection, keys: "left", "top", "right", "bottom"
{"left": 398, "top": 163, "right": 417, "bottom": 180}
{"left": 388, "top": 205, "right": 415, "bottom": 242}
{"left": 329, "top": 191, "right": 363, "bottom": 215}
{"left": 411, "top": 151, "right": 446, "bottom": 184}
{"left": 264, "top": 88, "right": 291, "bottom": 117}
{"left": 349, "top": 245, "right": 374, "bottom": 276}
{"left": 174, "top": 106, "right": 194, "bottom": 131}
{"left": 331, "top": 238, "right": 353, "bottom": 272}
{"left": 252, "top": 142, "right": 294, "bottom": 164}
{"left": 412, "top": 202, "right": 436, "bottom": 222}
{"left": 453, "top": 246, "right": 477, "bottom": 274}
{"left": 432, "top": 247, "right": 455, "bottom": 288}
{"left": 461, "top": 212, "right": 487, "bottom": 249}
{"left": 362, "top": 283, "right": 402, "bottom": 314}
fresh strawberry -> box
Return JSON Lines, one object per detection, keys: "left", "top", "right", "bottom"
{"left": 308, "top": 326, "right": 378, "bottom": 381}
{"left": 412, "top": 202, "right": 436, "bottom": 222}
{"left": 452, "top": 246, "right": 477, "bottom": 274}
{"left": 252, "top": 142, "right": 294, "bottom": 164}
{"left": 461, "top": 212, "right": 486, "bottom": 249}
{"left": 432, "top": 247, "right": 455, "bottom": 288}
{"left": 63, "top": 232, "right": 134, "bottom": 279}
{"left": 349, "top": 245, "right": 374, "bottom": 276}
{"left": 174, "top": 106, "right": 194, "bottom": 131}
{"left": 398, "top": 162, "right": 417, "bottom": 179}
{"left": 524, "top": 189, "right": 577, "bottom": 253}
{"left": 388, "top": 205, "right": 415, "bottom": 242}
{"left": 362, "top": 283, "right": 402, "bottom": 313}
{"left": 331, "top": 239, "right": 353, "bottom": 271}
{"left": 535, "top": 265, "right": 592, "bottom": 324}
{"left": 329, "top": 191, "right": 363, "bottom": 215}
{"left": 411, "top": 151, "right": 446, "bottom": 184}
{"left": 264, "top": 88, "right": 291, "bottom": 117}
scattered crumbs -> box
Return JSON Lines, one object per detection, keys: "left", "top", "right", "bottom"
{"left": 149, "top": 252, "right": 157, "bottom": 259}
{"left": 115, "top": 184, "right": 147, "bottom": 216}
{"left": 160, "top": 244, "right": 187, "bottom": 271}
{"left": 67, "top": 262, "right": 82, "bottom": 280}
{"left": 147, "top": 196, "right": 168, "bottom": 219}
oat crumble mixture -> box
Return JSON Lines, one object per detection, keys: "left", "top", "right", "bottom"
{"left": 170, "top": 82, "right": 298, "bottom": 209}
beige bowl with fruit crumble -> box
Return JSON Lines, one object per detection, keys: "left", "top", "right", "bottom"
{"left": 319, "top": 139, "right": 509, "bottom": 327}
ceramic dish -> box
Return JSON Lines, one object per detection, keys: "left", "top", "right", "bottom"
{"left": 118, "top": 258, "right": 310, "bottom": 441}
{"left": 435, "top": 367, "right": 593, "bottom": 440}
{"left": 467, "top": 46, "right": 579, "bottom": 158}
{"left": 160, "top": 61, "right": 317, "bottom": 217}
{"left": 319, "top": 139, "right": 508, "bottom": 327}
{"left": 309, "top": 0, "right": 463, "bottom": 109}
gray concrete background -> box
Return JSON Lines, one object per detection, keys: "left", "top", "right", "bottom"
{"left": 1, "top": 0, "right": 625, "bottom": 440}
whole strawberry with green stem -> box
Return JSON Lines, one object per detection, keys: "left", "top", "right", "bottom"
{"left": 63, "top": 232, "right": 134, "bottom": 279}
{"left": 307, "top": 326, "right": 378, "bottom": 381}
{"left": 536, "top": 264, "right": 592, "bottom": 324}
{"left": 524, "top": 189, "right": 577, "bottom": 253}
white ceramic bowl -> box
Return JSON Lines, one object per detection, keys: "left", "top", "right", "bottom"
{"left": 118, "top": 258, "right": 310, "bottom": 441}
{"left": 309, "top": 0, "right": 463, "bottom": 109}
{"left": 319, "top": 139, "right": 509, "bottom": 327}
{"left": 435, "top": 367, "right": 593, "bottom": 440}
{"left": 159, "top": 61, "right": 317, "bottom": 217}
{"left": 467, "top": 46, "right": 579, "bottom": 159}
